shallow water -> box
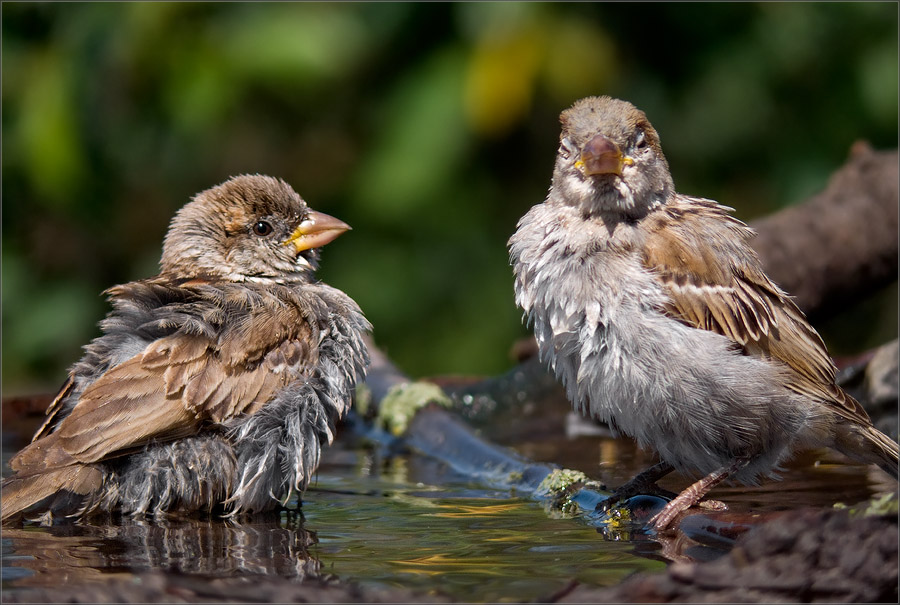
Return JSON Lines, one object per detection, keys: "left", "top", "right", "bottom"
{"left": 1, "top": 443, "right": 666, "bottom": 602}
{"left": 2, "top": 414, "right": 893, "bottom": 602}
{"left": 305, "top": 461, "right": 663, "bottom": 601}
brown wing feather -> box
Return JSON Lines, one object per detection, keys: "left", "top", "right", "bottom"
{"left": 55, "top": 356, "right": 202, "bottom": 462}
{"left": 641, "top": 196, "right": 872, "bottom": 426}
{"left": 49, "top": 338, "right": 314, "bottom": 464}
{"left": 12, "top": 289, "right": 319, "bottom": 473}
{"left": 31, "top": 375, "right": 75, "bottom": 442}
{"left": 1, "top": 464, "right": 104, "bottom": 520}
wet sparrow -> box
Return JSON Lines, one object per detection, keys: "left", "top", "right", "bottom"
{"left": 2, "top": 175, "right": 370, "bottom": 522}
{"left": 509, "top": 96, "right": 899, "bottom": 530}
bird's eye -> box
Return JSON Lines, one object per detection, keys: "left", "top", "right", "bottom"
{"left": 635, "top": 130, "right": 647, "bottom": 149}
{"left": 252, "top": 220, "right": 274, "bottom": 237}
{"left": 559, "top": 137, "right": 576, "bottom": 160}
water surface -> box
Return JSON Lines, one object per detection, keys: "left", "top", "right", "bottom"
{"left": 2, "top": 413, "right": 892, "bottom": 602}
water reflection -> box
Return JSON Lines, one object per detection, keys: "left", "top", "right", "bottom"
{"left": 3, "top": 407, "right": 895, "bottom": 601}
{"left": 302, "top": 474, "right": 660, "bottom": 602}
{"left": 2, "top": 514, "right": 320, "bottom": 587}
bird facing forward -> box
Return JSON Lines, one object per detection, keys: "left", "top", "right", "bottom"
{"left": 2, "top": 175, "right": 370, "bottom": 523}
{"left": 509, "top": 96, "right": 898, "bottom": 530}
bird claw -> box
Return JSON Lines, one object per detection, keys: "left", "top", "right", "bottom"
{"left": 697, "top": 498, "right": 728, "bottom": 512}
{"left": 647, "top": 506, "right": 678, "bottom": 532}
{"left": 646, "top": 497, "right": 729, "bottom": 532}
{"left": 595, "top": 461, "right": 677, "bottom": 514}
{"left": 596, "top": 484, "right": 677, "bottom": 515}
{"left": 646, "top": 462, "right": 745, "bottom": 531}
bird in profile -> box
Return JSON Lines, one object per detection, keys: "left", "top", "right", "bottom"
{"left": 2, "top": 175, "right": 370, "bottom": 523}
{"left": 509, "top": 96, "right": 898, "bottom": 530}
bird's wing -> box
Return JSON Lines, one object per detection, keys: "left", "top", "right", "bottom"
{"left": 640, "top": 196, "right": 871, "bottom": 426}
{"left": 12, "top": 283, "right": 318, "bottom": 470}
{"left": 31, "top": 374, "right": 76, "bottom": 442}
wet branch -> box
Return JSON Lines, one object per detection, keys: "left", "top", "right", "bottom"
{"left": 358, "top": 334, "right": 609, "bottom": 515}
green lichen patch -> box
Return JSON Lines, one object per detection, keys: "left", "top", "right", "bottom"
{"left": 835, "top": 491, "right": 899, "bottom": 517}
{"left": 378, "top": 381, "right": 453, "bottom": 436}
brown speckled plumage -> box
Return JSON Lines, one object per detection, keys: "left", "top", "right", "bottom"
{"left": 509, "top": 96, "right": 898, "bottom": 530}
{"left": 2, "top": 175, "right": 370, "bottom": 523}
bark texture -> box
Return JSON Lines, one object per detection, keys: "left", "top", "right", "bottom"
{"left": 751, "top": 143, "right": 898, "bottom": 320}
{"left": 557, "top": 507, "right": 898, "bottom": 603}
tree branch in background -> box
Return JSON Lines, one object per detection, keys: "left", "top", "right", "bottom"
{"left": 750, "top": 143, "right": 898, "bottom": 321}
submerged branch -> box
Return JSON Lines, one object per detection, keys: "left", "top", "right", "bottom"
{"left": 359, "top": 334, "right": 616, "bottom": 519}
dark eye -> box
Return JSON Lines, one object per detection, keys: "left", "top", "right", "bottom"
{"left": 252, "top": 220, "right": 274, "bottom": 237}
{"left": 635, "top": 130, "right": 648, "bottom": 149}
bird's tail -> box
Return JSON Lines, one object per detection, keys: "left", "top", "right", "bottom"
{"left": 1, "top": 465, "right": 103, "bottom": 522}
{"left": 833, "top": 421, "right": 899, "bottom": 480}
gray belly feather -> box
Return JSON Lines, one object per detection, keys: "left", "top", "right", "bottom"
{"left": 511, "top": 208, "right": 809, "bottom": 483}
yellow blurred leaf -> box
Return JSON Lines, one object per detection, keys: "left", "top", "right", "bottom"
{"left": 540, "top": 19, "right": 619, "bottom": 104}
{"left": 464, "top": 26, "right": 544, "bottom": 138}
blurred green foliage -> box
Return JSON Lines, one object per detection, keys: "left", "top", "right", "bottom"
{"left": 2, "top": 2, "right": 898, "bottom": 394}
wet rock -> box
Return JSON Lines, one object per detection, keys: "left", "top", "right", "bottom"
{"left": 863, "top": 340, "right": 899, "bottom": 441}
{"left": 837, "top": 339, "right": 899, "bottom": 441}
{"left": 556, "top": 507, "right": 898, "bottom": 603}
{"left": 1, "top": 572, "right": 451, "bottom": 604}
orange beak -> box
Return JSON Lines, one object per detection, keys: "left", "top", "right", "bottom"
{"left": 577, "top": 134, "right": 632, "bottom": 176}
{"left": 284, "top": 210, "right": 351, "bottom": 253}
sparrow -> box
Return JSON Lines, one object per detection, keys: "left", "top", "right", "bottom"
{"left": 509, "top": 96, "right": 899, "bottom": 530}
{"left": 1, "top": 175, "right": 370, "bottom": 522}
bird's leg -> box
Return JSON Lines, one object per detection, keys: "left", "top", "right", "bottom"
{"left": 596, "top": 461, "right": 675, "bottom": 512}
{"left": 648, "top": 457, "right": 749, "bottom": 531}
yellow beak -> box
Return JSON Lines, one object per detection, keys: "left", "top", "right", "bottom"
{"left": 284, "top": 210, "right": 351, "bottom": 253}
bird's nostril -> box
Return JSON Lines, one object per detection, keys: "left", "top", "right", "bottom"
{"left": 580, "top": 135, "right": 624, "bottom": 176}
{"left": 583, "top": 135, "right": 618, "bottom": 159}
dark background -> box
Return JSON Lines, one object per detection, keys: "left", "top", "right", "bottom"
{"left": 2, "top": 2, "right": 898, "bottom": 394}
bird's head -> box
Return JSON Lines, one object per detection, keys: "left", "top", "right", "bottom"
{"left": 551, "top": 96, "right": 674, "bottom": 217}
{"left": 160, "top": 175, "right": 350, "bottom": 283}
